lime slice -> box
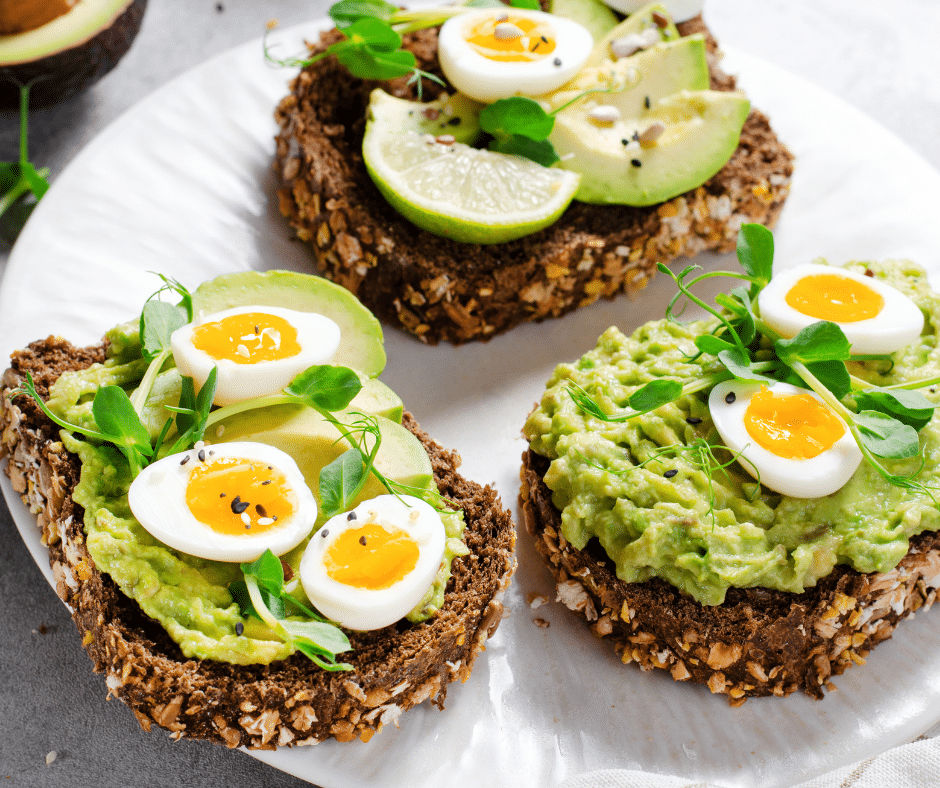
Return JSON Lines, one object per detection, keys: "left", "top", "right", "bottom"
{"left": 363, "top": 91, "right": 581, "bottom": 245}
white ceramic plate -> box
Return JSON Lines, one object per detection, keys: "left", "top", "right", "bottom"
{"left": 3, "top": 14, "right": 940, "bottom": 788}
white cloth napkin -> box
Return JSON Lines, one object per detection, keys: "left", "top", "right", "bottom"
{"left": 561, "top": 734, "right": 940, "bottom": 788}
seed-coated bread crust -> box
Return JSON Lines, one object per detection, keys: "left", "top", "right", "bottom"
{"left": 273, "top": 16, "right": 794, "bottom": 344}
{"left": 520, "top": 449, "right": 940, "bottom": 704}
{"left": 0, "top": 337, "right": 516, "bottom": 747}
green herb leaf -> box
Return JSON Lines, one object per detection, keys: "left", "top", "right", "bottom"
{"left": 694, "top": 334, "right": 737, "bottom": 357}
{"left": 295, "top": 641, "right": 354, "bottom": 671}
{"left": 0, "top": 85, "right": 50, "bottom": 244}
{"left": 175, "top": 375, "right": 197, "bottom": 437}
{"left": 804, "top": 359, "right": 851, "bottom": 401}
{"left": 629, "top": 379, "right": 682, "bottom": 413}
{"left": 775, "top": 321, "right": 852, "bottom": 365}
{"left": 285, "top": 365, "right": 362, "bottom": 411}
{"left": 329, "top": 0, "right": 398, "bottom": 28}
{"left": 567, "top": 382, "right": 611, "bottom": 421}
{"left": 736, "top": 223, "right": 774, "bottom": 288}
{"left": 139, "top": 300, "right": 187, "bottom": 361}
{"left": 855, "top": 387, "right": 937, "bottom": 432}
{"left": 192, "top": 367, "right": 217, "bottom": 443}
{"left": 319, "top": 448, "right": 367, "bottom": 518}
{"left": 92, "top": 386, "right": 153, "bottom": 458}
{"left": 854, "top": 411, "right": 920, "bottom": 459}
{"left": 510, "top": 0, "right": 541, "bottom": 7}
{"left": 488, "top": 134, "right": 560, "bottom": 167}
{"left": 241, "top": 549, "right": 285, "bottom": 595}
{"left": 338, "top": 44, "right": 417, "bottom": 80}
{"left": 282, "top": 620, "right": 353, "bottom": 655}
{"left": 717, "top": 348, "right": 777, "bottom": 385}
{"left": 481, "top": 97, "right": 555, "bottom": 141}
{"left": 151, "top": 274, "right": 194, "bottom": 322}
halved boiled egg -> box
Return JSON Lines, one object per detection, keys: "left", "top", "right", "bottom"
{"left": 299, "top": 495, "right": 446, "bottom": 631}
{"left": 438, "top": 8, "right": 593, "bottom": 103}
{"left": 758, "top": 264, "right": 924, "bottom": 354}
{"left": 128, "top": 442, "right": 317, "bottom": 562}
{"left": 171, "top": 305, "right": 341, "bottom": 406}
{"left": 709, "top": 380, "right": 862, "bottom": 498}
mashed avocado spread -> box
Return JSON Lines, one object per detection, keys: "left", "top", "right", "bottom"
{"left": 524, "top": 261, "right": 940, "bottom": 606}
{"left": 48, "top": 321, "right": 467, "bottom": 665}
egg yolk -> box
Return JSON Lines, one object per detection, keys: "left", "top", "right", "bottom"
{"left": 325, "top": 522, "right": 420, "bottom": 591}
{"left": 186, "top": 457, "right": 296, "bottom": 536}
{"left": 465, "top": 15, "right": 557, "bottom": 62}
{"left": 785, "top": 273, "right": 884, "bottom": 323}
{"left": 191, "top": 312, "right": 301, "bottom": 364}
{"left": 744, "top": 386, "right": 845, "bottom": 460}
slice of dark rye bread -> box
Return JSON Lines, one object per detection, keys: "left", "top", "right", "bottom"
{"left": 520, "top": 449, "right": 940, "bottom": 705}
{"left": 272, "top": 14, "right": 794, "bottom": 345}
{"left": 0, "top": 337, "right": 516, "bottom": 748}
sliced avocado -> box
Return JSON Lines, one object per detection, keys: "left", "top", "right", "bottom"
{"left": 552, "top": 89, "right": 750, "bottom": 205}
{"left": 352, "top": 375, "right": 404, "bottom": 423}
{"left": 546, "top": 36, "right": 709, "bottom": 116}
{"left": 213, "top": 408, "right": 434, "bottom": 523}
{"left": 585, "top": 2, "right": 680, "bottom": 67}
{"left": 191, "top": 270, "right": 386, "bottom": 379}
{"left": 0, "top": 0, "right": 146, "bottom": 106}
{"left": 367, "top": 88, "right": 483, "bottom": 146}
{"left": 548, "top": 0, "right": 619, "bottom": 42}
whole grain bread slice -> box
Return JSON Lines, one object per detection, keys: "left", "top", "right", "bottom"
{"left": 273, "top": 15, "right": 794, "bottom": 344}
{"left": 520, "top": 448, "right": 940, "bottom": 704}
{"left": 0, "top": 337, "right": 516, "bottom": 748}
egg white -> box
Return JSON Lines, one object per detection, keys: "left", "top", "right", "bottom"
{"left": 600, "top": 0, "right": 703, "bottom": 23}
{"left": 128, "top": 442, "right": 318, "bottom": 562}
{"left": 758, "top": 263, "right": 924, "bottom": 355}
{"left": 299, "top": 495, "right": 446, "bottom": 631}
{"left": 438, "top": 9, "right": 593, "bottom": 104}
{"left": 171, "top": 305, "right": 341, "bottom": 406}
{"left": 709, "top": 380, "right": 863, "bottom": 499}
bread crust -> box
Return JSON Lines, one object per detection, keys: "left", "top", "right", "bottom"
{"left": 0, "top": 337, "right": 516, "bottom": 747}
{"left": 520, "top": 448, "right": 940, "bottom": 704}
{"left": 273, "top": 16, "right": 794, "bottom": 344}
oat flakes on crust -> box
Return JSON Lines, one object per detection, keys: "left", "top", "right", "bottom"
{"left": 520, "top": 449, "right": 940, "bottom": 704}
{"left": 0, "top": 338, "right": 516, "bottom": 748}
{"left": 273, "top": 18, "right": 794, "bottom": 344}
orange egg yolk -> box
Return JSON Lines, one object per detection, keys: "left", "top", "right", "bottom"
{"left": 784, "top": 273, "right": 884, "bottom": 323}
{"left": 325, "top": 522, "right": 420, "bottom": 591}
{"left": 465, "top": 15, "right": 556, "bottom": 62}
{"left": 185, "top": 457, "right": 295, "bottom": 536}
{"left": 191, "top": 312, "right": 301, "bottom": 364}
{"left": 744, "top": 386, "right": 845, "bottom": 460}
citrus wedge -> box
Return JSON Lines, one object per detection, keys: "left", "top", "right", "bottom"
{"left": 363, "top": 90, "right": 580, "bottom": 245}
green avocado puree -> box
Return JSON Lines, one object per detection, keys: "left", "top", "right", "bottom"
{"left": 524, "top": 261, "right": 940, "bottom": 606}
{"left": 50, "top": 322, "right": 467, "bottom": 665}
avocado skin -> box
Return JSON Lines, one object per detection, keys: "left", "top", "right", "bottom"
{"left": 0, "top": 0, "right": 147, "bottom": 107}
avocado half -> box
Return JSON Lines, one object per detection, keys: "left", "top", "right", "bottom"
{"left": 0, "top": 0, "right": 147, "bottom": 106}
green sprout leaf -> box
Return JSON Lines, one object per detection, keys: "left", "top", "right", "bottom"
{"left": 480, "top": 97, "right": 560, "bottom": 167}
{"left": 241, "top": 549, "right": 285, "bottom": 593}
{"left": 854, "top": 411, "right": 921, "bottom": 460}
{"left": 139, "top": 300, "right": 187, "bottom": 361}
{"left": 803, "top": 359, "right": 851, "bottom": 401}
{"left": 319, "top": 448, "right": 367, "bottom": 518}
{"left": 717, "top": 349, "right": 777, "bottom": 385}
{"left": 775, "top": 321, "right": 852, "bottom": 365}
{"left": 694, "top": 335, "right": 737, "bottom": 356}
{"left": 628, "top": 379, "right": 683, "bottom": 413}
{"left": 510, "top": 0, "right": 540, "bottom": 8}
{"left": 0, "top": 85, "right": 50, "bottom": 244}
{"left": 285, "top": 365, "right": 362, "bottom": 411}
{"left": 736, "top": 223, "right": 774, "bottom": 292}
{"left": 329, "top": 0, "right": 398, "bottom": 28}
{"left": 854, "top": 387, "right": 938, "bottom": 431}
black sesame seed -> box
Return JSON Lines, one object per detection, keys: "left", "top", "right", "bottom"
{"left": 725, "top": 392, "right": 736, "bottom": 404}
{"left": 255, "top": 325, "right": 260, "bottom": 334}
{"left": 359, "top": 535, "right": 368, "bottom": 546}
{"left": 631, "top": 158, "right": 642, "bottom": 167}
{"left": 321, "top": 528, "right": 330, "bottom": 538}
{"left": 448, "top": 116, "right": 461, "bottom": 126}
{"left": 932, "top": 388, "right": 937, "bottom": 394}
{"left": 632, "top": 131, "right": 640, "bottom": 141}
{"left": 255, "top": 504, "right": 268, "bottom": 517}
{"left": 219, "top": 492, "right": 226, "bottom": 498}
{"left": 261, "top": 480, "right": 272, "bottom": 485}
{"left": 553, "top": 58, "right": 562, "bottom": 66}
{"left": 198, "top": 449, "right": 206, "bottom": 462}
{"left": 644, "top": 96, "right": 650, "bottom": 109}
{"left": 541, "top": 35, "right": 548, "bottom": 43}
{"left": 235, "top": 622, "right": 244, "bottom": 636}
{"left": 686, "top": 417, "right": 702, "bottom": 425}
{"left": 231, "top": 496, "right": 250, "bottom": 514}
{"left": 621, "top": 138, "right": 629, "bottom": 146}
{"left": 532, "top": 41, "right": 541, "bottom": 52}
{"left": 347, "top": 511, "right": 357, "bottom": 521}
{"left": 179, "top": 455, "right": 190, "bottom": 466}
{"left": 664, "top": 469, "right": 678, "bottom": 479}
{"left": 272, "top": 515, "right": 278, "bottom": 522}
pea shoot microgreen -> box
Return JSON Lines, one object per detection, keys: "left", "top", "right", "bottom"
{"left": 567, "top": 223, "right": 940, "bottom": 499}
{"left": 1, "top": 84, "right": 50, "bottom": 245}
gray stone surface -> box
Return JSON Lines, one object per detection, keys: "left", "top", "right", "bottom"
{"left": 1, "top": 0, "right": 939, "bottom": 785}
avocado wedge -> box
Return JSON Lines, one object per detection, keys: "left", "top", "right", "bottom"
{"left": 0, "top": 0, "right": 146, "bottom": 106}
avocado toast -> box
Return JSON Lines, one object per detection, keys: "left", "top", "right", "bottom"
{"left": 273, "top": 3, "right": 793, "bottom": 344}
{"left": 0, "top": 271, "right": 516, "bottom": 746}
{"left": 521, "top": 229, "right": 940, "bottom": 703}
